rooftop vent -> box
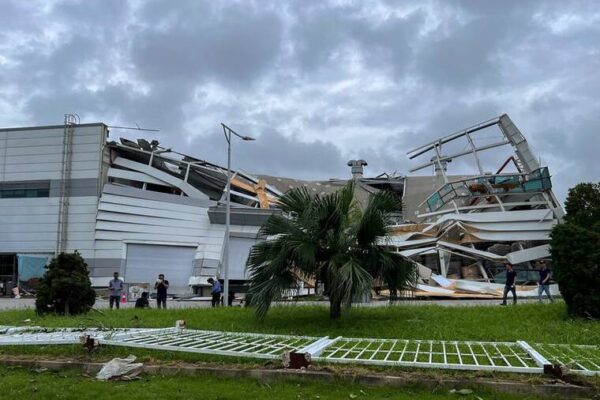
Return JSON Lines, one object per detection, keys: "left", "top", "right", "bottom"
{"left": 347, "top": 159, "right": 368, "bottom": 179}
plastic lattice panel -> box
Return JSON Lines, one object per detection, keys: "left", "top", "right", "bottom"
{"left": 103, "top": 329, "right": 318, "bottom": 360}
{"left": 533, "top": 343, "right": 600, "bottom": 376}
{"left": 316, "top": 339, "right": 541, "bottom": 373}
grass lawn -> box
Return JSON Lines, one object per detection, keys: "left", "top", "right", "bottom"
{"left": 0, "top": 365, "right": 546, "bottom": 400}
{"left": 1, "top": 302, "right": 599, "bottom": 393}
{"left": 1, "top": 301, "right": 598, "bottom": 344}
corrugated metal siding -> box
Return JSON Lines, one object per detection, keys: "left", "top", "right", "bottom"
{"left": 94, "top": 186, "right": 227, "bottom": 270}
{"left": 0, "top": 126, "right": 104, "bottom": 182}
{"left": 0, "top": 125, "right": 105, "bottom": 258}
{"left": 0, "top": 196, "right": 98, "bottom": 258}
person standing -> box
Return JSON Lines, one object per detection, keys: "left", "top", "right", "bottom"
{"left": 501, "top": 263, "right": 517, "bottom": 306}
{"left": 109, "top": 272, "right": 123, "bottom": 310}
{"left": 154, "top": 274, "right": 169, "bottom": 309}
{"left": 207, "top": 278, "right": 222, "bottom": 307}
{"left": 537, "top": 260, "right": 554, "bottom": 303}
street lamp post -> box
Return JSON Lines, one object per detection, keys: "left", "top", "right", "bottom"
{"left": 221, "top": 123, "right": 255, "bottom": 306}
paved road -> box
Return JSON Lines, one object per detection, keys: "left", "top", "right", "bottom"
{"left": 0, "top": 297, "right": 542, "bottom": 311}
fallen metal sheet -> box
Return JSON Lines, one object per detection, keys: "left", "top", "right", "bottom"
{"left": 428, "top": 210, "right": 554, "bottom": 224}
{"left": 398, "top": 247, "right": 436, "bottom": 257}
{"left": 506, "top": 244, "right": 551, "bottom": 264}
{"left": 426, "top": 275, "right": 560, "bottom": 298}
{"left": 463, "top": 230, "right": 551, "bottom": 242}
{"left": 416, "top": 284, "right": 455, "bottom": 295}
{"left": 437, "top": 241, "right": 505, "bottom": 262}
{"left": 380, "top": 237, "right": 437, "bottom": 248}
{"left": 430, "top": 274, "right": 455, "bottom": 288}
{"left": 460, "top": 221, "right": 556, "bottom": 232}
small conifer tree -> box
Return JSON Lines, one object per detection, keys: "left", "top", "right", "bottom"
{"left": 35, "top": 252, "right": 96, "bottom": 315}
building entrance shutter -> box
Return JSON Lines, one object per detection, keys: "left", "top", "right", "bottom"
{"left": 125, "top": 244, "right": 195, "bottom": 294}
{"left": 228, "top": 237, "right": 256, "bottom": 280}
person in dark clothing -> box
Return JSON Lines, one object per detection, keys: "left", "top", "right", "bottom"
{"left": 154, "top": 274, "right": 169, "bottom": 309}
{"left": 537, "top": 260, "right": 554, "bottom": 303}
{"left": 207, "top": 278, "right": 222, "bottom": 307}
{"left": 108, "top": 272, "right": 123, "bottom": 310}
{"left": 501, "top": 263, "right": 517, "bottom": 305}
{"left": 135, "top": 291, "right": 150, "bottom": 309}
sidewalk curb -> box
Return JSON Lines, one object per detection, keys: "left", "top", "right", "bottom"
{"left": 0, "top": 358, "right": 596, "bottom": 399}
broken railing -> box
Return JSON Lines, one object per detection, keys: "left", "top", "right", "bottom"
{"left": 423, "top": 167, "right": 552, "bottom": 213}
{"left": 0, "top": 325, "right": 597, "bottom": 376}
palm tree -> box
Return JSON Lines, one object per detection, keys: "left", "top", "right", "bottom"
{"left": 246, "top": 181, "right": 416, "bottom": 319}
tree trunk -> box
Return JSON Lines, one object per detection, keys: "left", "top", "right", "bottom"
{"left": 329, "top": 298, "right": 342, "bottom": 319}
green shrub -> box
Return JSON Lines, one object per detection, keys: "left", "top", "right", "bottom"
{"left": 35, "top": 252, "right": 96, "bottom": 315}
{"left": 550, "top": 223, "right": 600, "bottom": 318}
{"left": 550, "top": 182, "right": 600, "bottom": 319}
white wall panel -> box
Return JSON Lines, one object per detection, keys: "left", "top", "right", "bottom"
{"left": 97, "top": 211, "right": 205, "bottom": 229}
{"left": 97, "top": 203, "right": 203, "bottom": 221}
{"left": 100, "top": 193, "right": 207, "bottom": 215}
{"left": 228, "top": 237, "right": 256, "bottom": 280}
{"left": 5, "top": 136, "right": 98, "bottom": 150}
{"left": 94, "top": 240, "right": 124, "bottom": 250}
{"left": 6, "top": 222, "right": 96, "bottom": 233}
{"left": 5, "top": 143, "right": 100, "bottom": 156}
{"left": 95, "top": 221, "right": 214, "bottom": 237}
{"left": 5, "top": 126, "right": 102, "bottom": 139}
{"left": 0, "top": 125, "right": 103, "bottom": 255}
{"left": 1, "top": 231, "right": 95, "bottom": 242}
{"left": 4, "top": 160, "right": 99, "bottom": 173}
{"left": 5, "top": 151, "right": 99, "bottom": 164}
{"left": 96, "top": 231, "right": 202, "bottom": 243}
{"left": 94, "top": 249, "right": 124, "bottom": 258}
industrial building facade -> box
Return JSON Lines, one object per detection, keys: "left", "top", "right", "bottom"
{"left": 0, "top": 120, "right": 277, "bottom": 295}
{"left": 1, "top": 114, "right": 563, "bottom": 299}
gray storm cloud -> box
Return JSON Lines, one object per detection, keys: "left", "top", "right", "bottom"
{"left": 0, "top": 0, "right": 598, "bottom": 202}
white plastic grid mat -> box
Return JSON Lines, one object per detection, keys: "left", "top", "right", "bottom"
{"left": 533, "top": 343, "right": 600, "bottom": 376}
{"left": 102, "top": 328, "right": 319, "bottom": 360}
{"left": 314, "top": 338, "right": 541, "bottom": 373}
{"left": 1, "top": 326, "right": 597, "bottom": 375}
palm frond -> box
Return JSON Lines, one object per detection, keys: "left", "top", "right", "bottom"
{"left": 356, "top": 190, "right": 402, "bottom": 247}
{"left": 276, "top": 187, "right": 315, "bottom": 215}
{"left": 326, "top": 257, "right": 372, "bottom": 307}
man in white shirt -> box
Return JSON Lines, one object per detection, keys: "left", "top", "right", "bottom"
{"left": 108, "top": 272, "right": 124, "bottom": 309}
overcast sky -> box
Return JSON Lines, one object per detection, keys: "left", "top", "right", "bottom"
{"left": 1, "top": 0, "right": 599, "bottom": 203}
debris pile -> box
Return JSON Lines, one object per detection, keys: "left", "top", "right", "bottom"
{"left": 382, "top": 114, "right": 564, "bottom": 298}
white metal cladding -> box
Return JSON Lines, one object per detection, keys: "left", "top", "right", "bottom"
{"left": 0, "top": 196, "right": 99, "bottom": 257}
{"left": 0, "top": 126, "right": 105, "bottom": 182}
{"left": 93, "top": 186, "right": 226, "bottom": 268}
{"left": 125, "top": 244, "right": 196, "bottom": 293}
{"left": 227, "top": 237, "right": 256, "bottom": 280}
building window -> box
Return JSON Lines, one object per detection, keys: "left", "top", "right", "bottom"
{"left": 0, "top": 181, "right": 50, "bottom": 199}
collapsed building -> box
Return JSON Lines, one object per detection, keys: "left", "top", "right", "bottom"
{"left": 382, "top": 114, "right": 564, "bottom": 298}
{"left": 0, "top": 113, "right": 562, "bottom": 299}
